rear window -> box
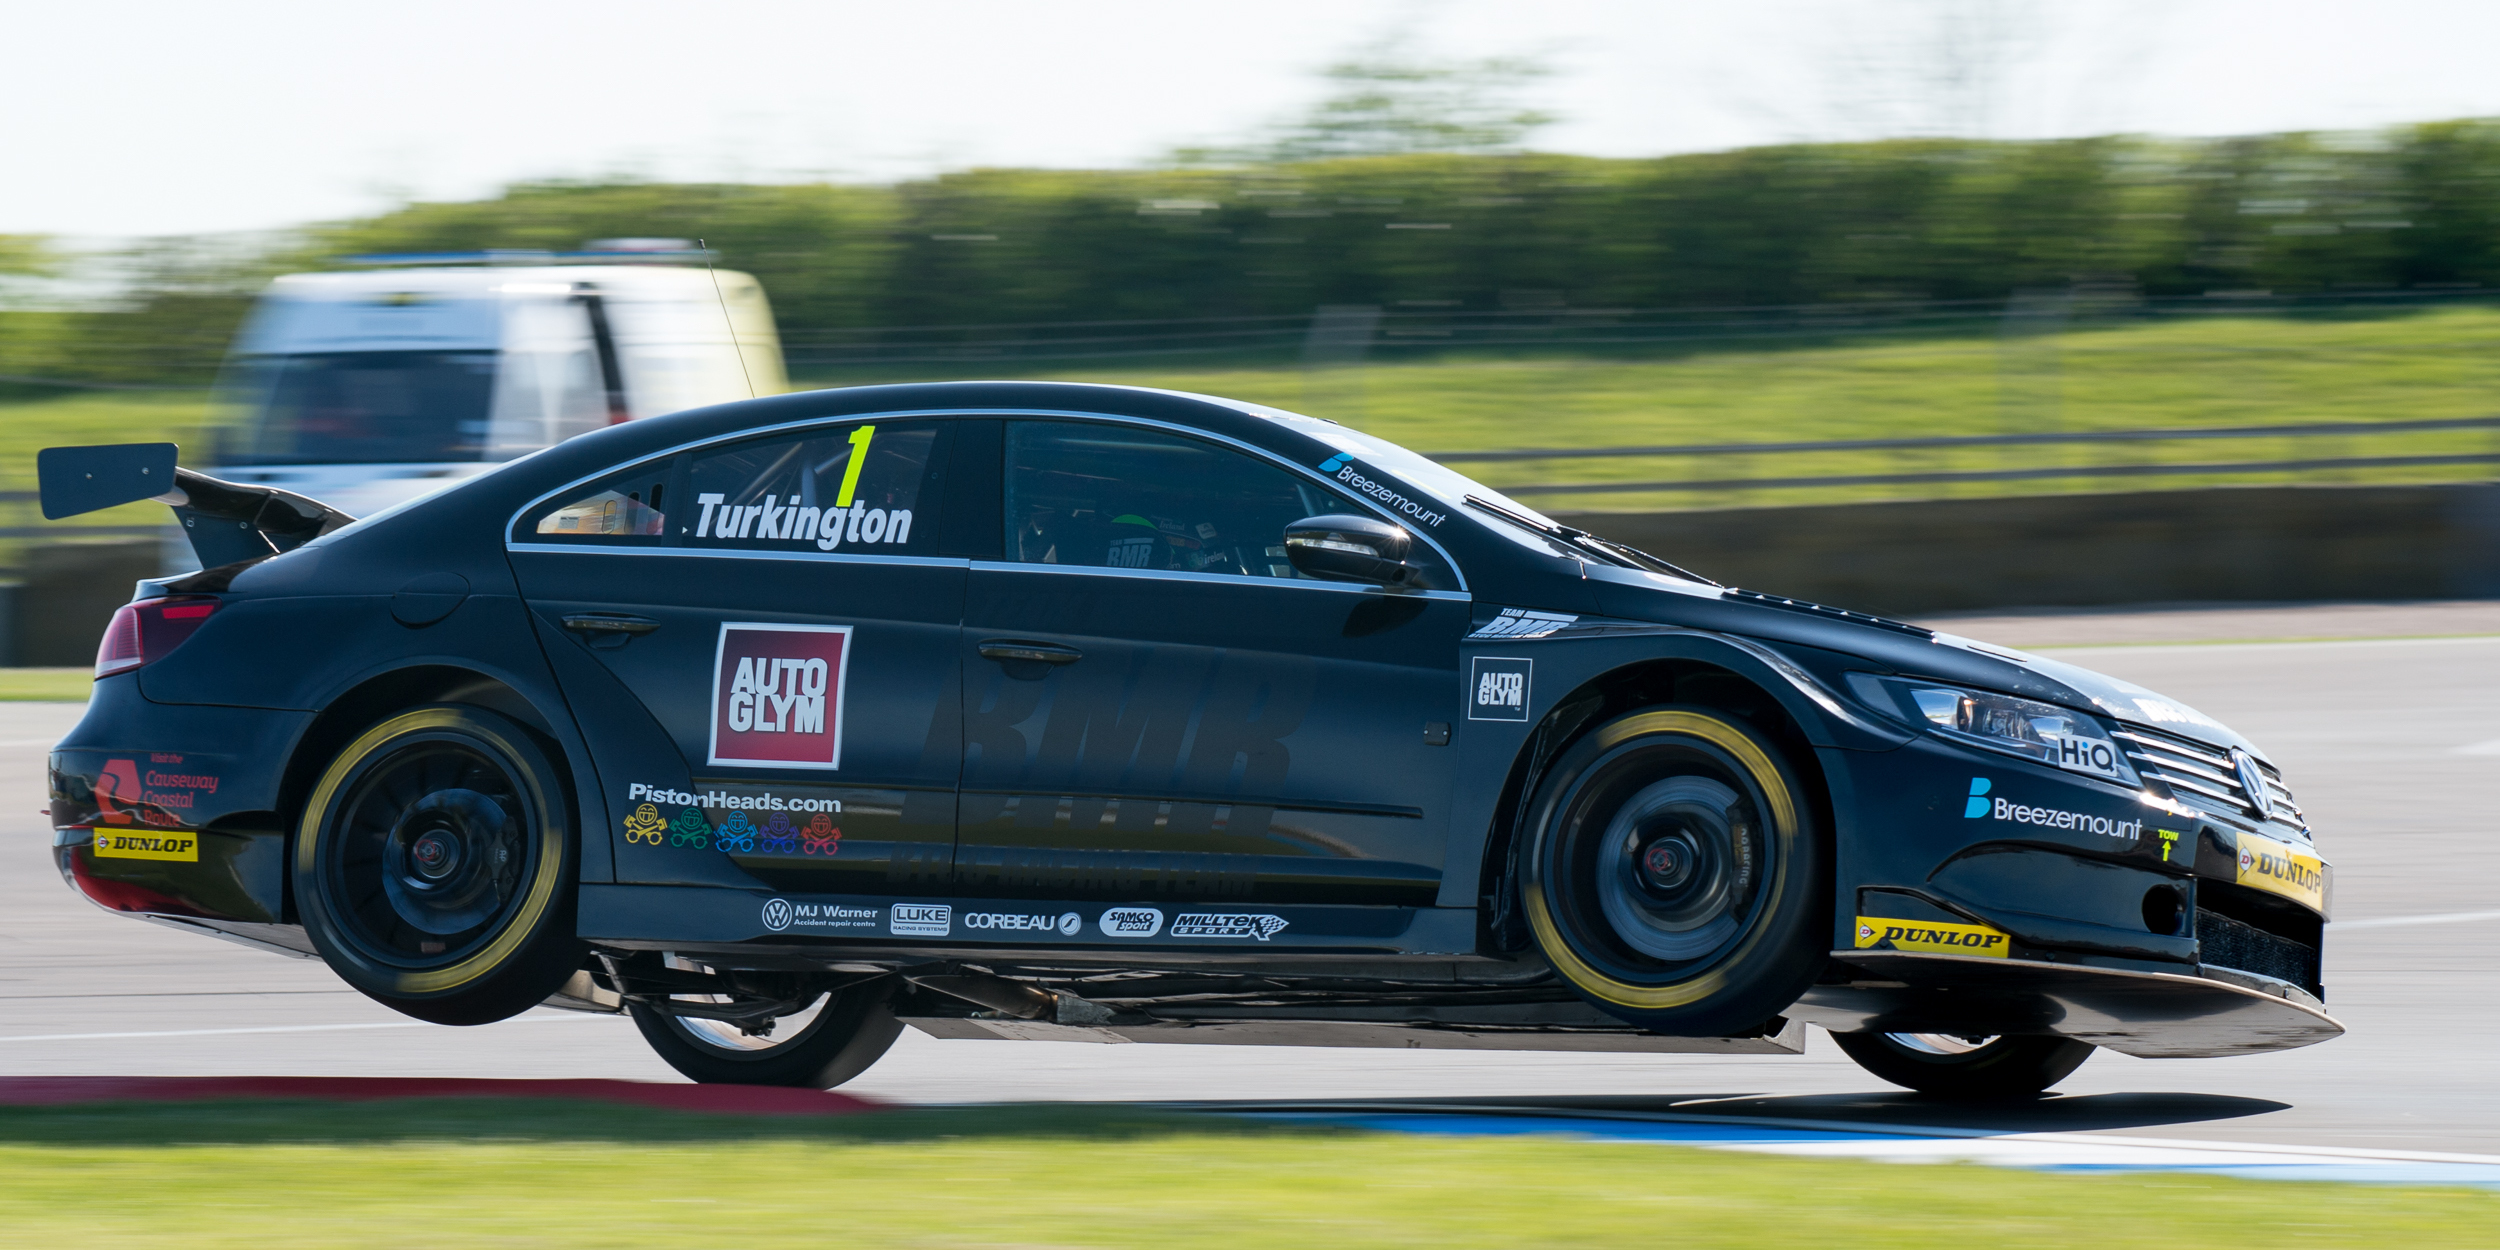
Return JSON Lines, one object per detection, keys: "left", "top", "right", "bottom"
{"left": 226, "top": 351, "right": 498, "bottom": 465}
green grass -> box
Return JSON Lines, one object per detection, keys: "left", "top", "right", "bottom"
{"left": 0, "top": 666, "right": 89, "bottom": 700}
{"left": 11, "top": 306, "right": 2500, "bottom": 521}
{"left": 0, "top": 1100, "right": 2494, "bottom": 1248}
{"left": 0, "top": 388, "right": 213, "bottom": 541}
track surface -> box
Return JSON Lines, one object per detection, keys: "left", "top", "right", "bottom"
{"left": 5, "top": 602, "right": 2495, "bottom": 1154}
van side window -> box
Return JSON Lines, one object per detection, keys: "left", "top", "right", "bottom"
{"left": 530, "top": 458, "right": 676, "bottom": 541}
{"left": 682, "top": 422, "right": 946, "bottom": 555}
{"left": 1002, "top": 420, "right": 1453, "bottom": 588}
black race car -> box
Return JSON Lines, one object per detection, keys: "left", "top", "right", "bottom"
{"left": 39, "top": 382, "right": 2339, "bottom": 1097}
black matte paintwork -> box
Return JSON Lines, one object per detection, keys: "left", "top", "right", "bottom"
{"left": 45, "top": 381, "right": 2332, "bottom": 1048}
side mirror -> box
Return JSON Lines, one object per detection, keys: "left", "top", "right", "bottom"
{"left": 1284, "top": 514, "right": 1421, "bottom": 587}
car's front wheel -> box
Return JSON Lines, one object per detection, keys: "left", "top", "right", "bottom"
{"left": 293, "top": 704, "right": 584, "bottom": 1026}
{"left": 1520, "top": 705, "right": 1830, "bottom": 1038}
{"left": 1832, "top": 1030, "right": 2095, "bottom": 1098}
{"left": 628, "top": 979, "right": 903, "bottom": 1088}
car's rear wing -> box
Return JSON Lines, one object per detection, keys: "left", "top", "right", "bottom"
{"left": 36, "top": 442, "right": 357, "bottom": 569}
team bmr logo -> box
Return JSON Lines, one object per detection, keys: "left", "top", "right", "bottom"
{"left": 1468, "top": 657, "right": 1532, "bottom": 722}
{"left": 709, "top": 623, "right": 852, "bottom": 769}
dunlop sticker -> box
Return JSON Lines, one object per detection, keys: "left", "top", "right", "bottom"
{"left": 91, "top": 828, "right": 199, "bottom": 862}
{"left": 2235, "top": 831, "right": 2328, "bottom": 913}
{"left": 1854, "top": 915, "right": 2010, "bottom": 958}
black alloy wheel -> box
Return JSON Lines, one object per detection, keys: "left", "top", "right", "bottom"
{"left": 628, "top": 976, "right": 904, "bottom": 1088}
{"left": 294, "top": 705, "right": 583, "bottom": 1025}
{"left": 1523, "top": 706, "right": 1829, "bottom": 1037}
{"left": 1832, "top": 1030, "right": 2096, "bottom": 1099}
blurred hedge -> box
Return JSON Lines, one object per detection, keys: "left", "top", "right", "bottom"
{"left": 13, "top": 119, "right": 2500, "bottom": 387}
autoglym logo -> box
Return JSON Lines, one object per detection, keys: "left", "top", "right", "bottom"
{"left": 1964, "top": 777, "right": 1993, "bottom": 818}
{"left": 709, "top": 623, "right": 852, "bottom": 770}
{"left": 1468, "top": 657, "right": 1533, "bottom": 722}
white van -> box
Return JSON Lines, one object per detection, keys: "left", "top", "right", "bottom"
{"left": 204, "top": 250, "right": 786, "bottom": 523}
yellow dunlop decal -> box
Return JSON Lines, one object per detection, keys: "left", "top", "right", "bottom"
{"left": 2235, "top": 831, "right": 2327, "bottom": 912}
{"left": 1854, "top": 915, "right": 2010, "bottom": 958}
{"left": 91, "top": 828, "right": 199, "bottom": 862}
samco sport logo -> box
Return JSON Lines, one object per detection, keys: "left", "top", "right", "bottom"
{"left": 709, "top": 623, "right": 851, "bottom": 770}
{"left": 1854, "top": 915, "right": 2010, "bottom": 958}
{"left": 2236, "top": 831, "right": 2328, "bottom": 911}
{"left": 92, "top": 829, "right": 199, "bottom": 862}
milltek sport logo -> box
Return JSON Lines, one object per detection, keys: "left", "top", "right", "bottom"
{"left": 1171, "top": 913, "right": 1290, "bottom": 941}
{"left": 709, "top": 623, "right": 851, "bottom": 770}
{"left": 1315, "top": 454, "right": 1446, "bottom": 528}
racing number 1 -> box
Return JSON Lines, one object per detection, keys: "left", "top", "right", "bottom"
{"left": 836, "top": 426, "right": 876, "bottom": 507}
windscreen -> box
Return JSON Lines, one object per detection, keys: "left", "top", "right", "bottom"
{"left": 225, "top": 351, "right": 499, "bottom": 465}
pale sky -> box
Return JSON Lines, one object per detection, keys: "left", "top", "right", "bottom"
{"left": 8, "top": 0, "right": 2500, "bottom": 239}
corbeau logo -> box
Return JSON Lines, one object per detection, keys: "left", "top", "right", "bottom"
{"left": 1852, "top": 914, "right": 2011, "bottom": 959}
{"left": 709, "top": 623, "right": 851, "bottom": 770}
{"left": 963, "top": 912, "right": 1082, "bottom": 934}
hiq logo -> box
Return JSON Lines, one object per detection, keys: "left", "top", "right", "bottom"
{"left": 1964, "top": 777, "right": 1993, "bottom": 818}
{"left": 1317, "top": 453, "right": 1353, "bottom": 473}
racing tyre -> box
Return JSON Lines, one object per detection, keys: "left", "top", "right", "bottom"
{"left": 628, "top": 981, "right": 904, "bottom": 1088}
{"left": 294, "top": 705, "right": 584, "bottom": 1026}
{"left": 1521, "top": 706, "right": 1828, "bottom": 1037}
{"left": 1832, "top": 1031, "right": 2095, "bottom": 1099}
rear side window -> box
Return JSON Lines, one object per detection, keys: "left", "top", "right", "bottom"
{"left": 1003, "top": 420, "right": 1452, "bottom": 588}
{"left": 526, "top": 458, "right": 676, "bottom": 543}
{"left": 684, "top": 421, "right": 946, "bottom": 556}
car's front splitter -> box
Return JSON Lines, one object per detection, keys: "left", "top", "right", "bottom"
{"left": 1788, "top": 950, "right": 2342, "bottom": 1059}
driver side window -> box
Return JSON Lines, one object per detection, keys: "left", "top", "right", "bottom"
{"left": 1002, "top": 420, "right": 1451, "bottom": 588}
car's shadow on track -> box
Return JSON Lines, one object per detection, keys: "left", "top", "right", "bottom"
{"left": 1189, "top": 1091, "right": 2292, "bottom": 1136}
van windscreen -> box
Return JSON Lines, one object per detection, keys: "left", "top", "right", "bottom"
{"left": 229, "top": 351, "right": 498, "bottom": 465}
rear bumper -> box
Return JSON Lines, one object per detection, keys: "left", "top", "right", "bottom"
{"left": 48, "top": 673, "right": 311, "bottom": 926}
{"left": 1789, "top": 950, "right": 2341, "bottom": 1059}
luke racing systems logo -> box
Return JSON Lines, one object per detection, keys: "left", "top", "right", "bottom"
{"left": 709, "top": 623, "right": 851, "bottom": 769}
{"left": 1314, "top": 453, "right": 1446, "bottom": 528}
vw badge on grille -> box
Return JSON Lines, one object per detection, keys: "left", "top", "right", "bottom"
{"left": 2229, "top": 748, "right": 2274, "bottom": 820}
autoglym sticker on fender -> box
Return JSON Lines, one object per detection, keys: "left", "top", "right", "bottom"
{"left": 1854, "top": 915, "right": 2010, "bottom": 958}
{"left": 709, "top": 622, "right": 852, "bottom": 770}
{"left": 2235, "top": 830, "right": 2328, "bottom": 913}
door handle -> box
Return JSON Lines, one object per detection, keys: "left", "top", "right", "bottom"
{"left": 979, "top": 639, "right": 1082, "bottom": 665}
{"left": 562, "top": 613, "right": 661, "bottom": 636}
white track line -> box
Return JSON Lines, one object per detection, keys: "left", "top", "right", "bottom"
{"left": 0, "top": 1012, "right": 615, "bottom": 1044}
{"left": 2331, "top": 909, "right": 2500, "bottom": 930}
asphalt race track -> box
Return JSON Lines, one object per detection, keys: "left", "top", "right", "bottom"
{"left": 6, "top": 601, "right": 2496, "bottom": 1157}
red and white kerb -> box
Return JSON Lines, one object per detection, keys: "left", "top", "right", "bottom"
{"left": 708, "top": 623, "right": 851, "bottom": 770}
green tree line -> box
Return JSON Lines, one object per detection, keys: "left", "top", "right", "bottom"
{"left": 9, "top": 118, "right": 2500, "bottom": 386}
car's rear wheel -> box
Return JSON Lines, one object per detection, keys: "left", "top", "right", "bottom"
{"left": 1521, "top": 705, "right": 1829, "bottom": 1037}
{"left": 628, "top": 979, "right": 903, "bottom": 1088}
{"left": 1832, "top": 1030, "right": 2095, "bottom": 1098}
{"left": 293, "top": 705, "right": 583, "bottom": 1026}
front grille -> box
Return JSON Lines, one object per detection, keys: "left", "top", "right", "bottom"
{"left": 2197, "top": 906, "right": 2321, "bottom": 997}
{"left": 2110, "top": 725, "right": 2307, "bottom": 832}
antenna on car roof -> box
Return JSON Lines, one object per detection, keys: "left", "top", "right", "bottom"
{"left": 696, "top": 237, "right": 757, "bottom": 399}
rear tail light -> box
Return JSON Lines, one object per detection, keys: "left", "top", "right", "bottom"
{"left": 94, "top": 596, "right": 219, "bottom": 678}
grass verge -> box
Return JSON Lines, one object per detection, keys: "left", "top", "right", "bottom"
{"left": 0, "top": 1099, "right": 2495, "bottom": 1248}
{"left": 0, "top": 666, "right": 91, "bottom": 701}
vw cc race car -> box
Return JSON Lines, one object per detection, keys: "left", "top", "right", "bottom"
{"left": 40, "top": 382, "right": 2339, "bottom": 1098}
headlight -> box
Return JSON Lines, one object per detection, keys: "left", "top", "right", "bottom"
{"left": 1847, "top": 674, "right": 2138, "bottom": 784}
